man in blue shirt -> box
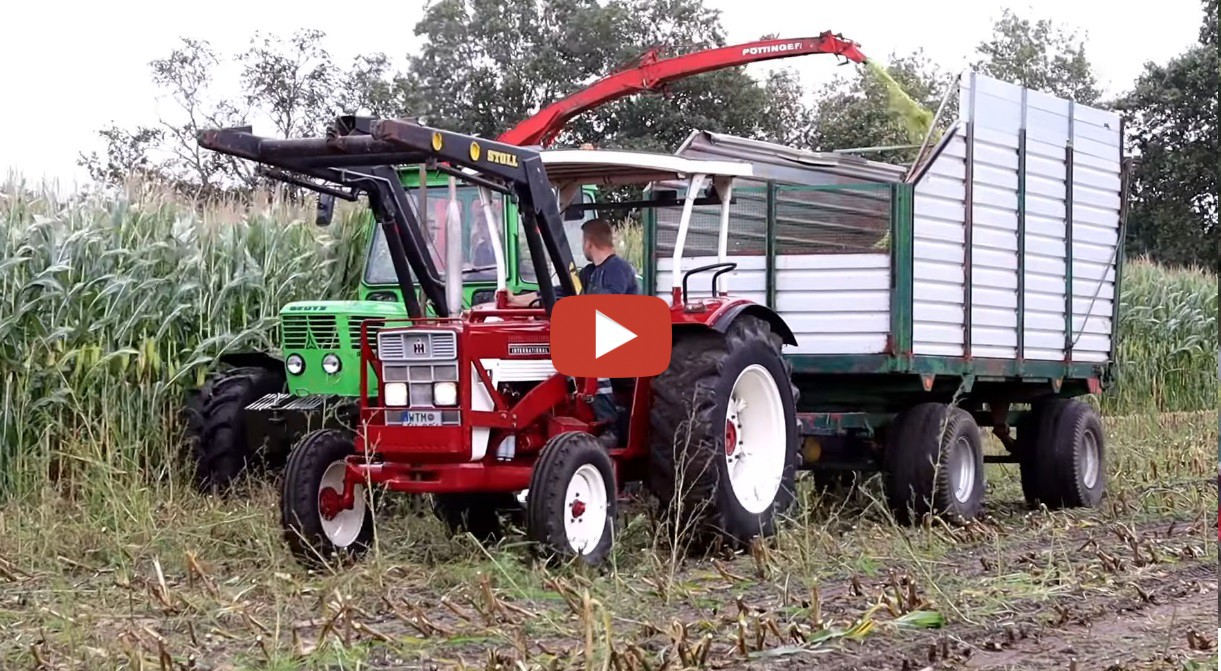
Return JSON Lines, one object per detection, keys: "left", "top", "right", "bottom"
{"left": 506, "top": 218, "right": 638, "bottom": 447}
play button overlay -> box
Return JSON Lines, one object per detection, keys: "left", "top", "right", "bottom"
{"left": 552, "top": 295, "right": 672, "bottom": 378}
{"left": 594, "top": 310, "right": 637, "bottom": 358}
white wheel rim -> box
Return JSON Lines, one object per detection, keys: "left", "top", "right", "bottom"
{"left": 563, "top": 464, "right": 608, "bottom": 555}
{"left": 949, "top": 435, "right": 977, "bottom": 504}
{"left": 318, "top": 460, "right": 366, "bottom": 548}
{"left": 724, "top": 364, "right": 787, "bottom": 515}
{"left": 1081, "top": 430, "right": 1100, "bottom": 488}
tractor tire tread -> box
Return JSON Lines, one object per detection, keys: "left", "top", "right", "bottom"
{"left": 647, "top": 315, "right": 799, "bottom": 553}
{"left": 526, "top": 431, "right": 617, "bottom": 565}
{"left": 280, "top": 428, "right": 372, "bottom": 568}
{"left": 189, "top": 366, "right": 285, "bottom": 493}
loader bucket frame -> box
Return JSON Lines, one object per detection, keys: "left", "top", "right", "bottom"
{"left": 196, "top": 116, "right": 581, "bottom": 318}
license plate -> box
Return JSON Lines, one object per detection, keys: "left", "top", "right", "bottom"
{"left": 403, "top": 410, "right": 442, "bottom": 426}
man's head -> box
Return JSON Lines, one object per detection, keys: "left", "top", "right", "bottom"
{"left": 580, "top": 218, "right": 615, "bottom": 263}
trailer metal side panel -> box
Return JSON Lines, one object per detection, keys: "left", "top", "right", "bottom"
{"left": 651, "top": 181, "right": 893, "bottom": 356}
{"left": 911, "top": 72, "right": 1122, "bottom": 364}
{"left": 911, "top": 126, "right": 968, "bottom": 357}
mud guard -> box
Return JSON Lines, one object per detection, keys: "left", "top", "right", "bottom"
{"left": 709, "top": 304, "right": 797, "bottom": 346}
{"left": 218, "top": 351, "right": 283, "bottom": 373}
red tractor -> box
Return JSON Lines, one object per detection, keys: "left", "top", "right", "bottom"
{"left": 199, "top": 116, "right": 800, "bottom": 566}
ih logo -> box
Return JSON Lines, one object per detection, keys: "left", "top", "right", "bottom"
{"left": 412, "top": 340, "right": 426, "bottom": 355}
{"left": 551, "top": 295, "right": 671, "bottom": 378}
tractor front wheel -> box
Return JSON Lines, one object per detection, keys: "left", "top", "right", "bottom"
{"left": 526, "top": 432, "right": 617, "bottom": 565}
{"left": 648, "top": 316, "right": 800, "bottom": 552}
{"left": 280, "top": 429, "right": 374, "bottom": 568}
{"left": 187, "top": 366, "right": 286, "bottom": 493}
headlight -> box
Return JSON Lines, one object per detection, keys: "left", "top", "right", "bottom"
{"left": 384, "top": 382, "right": 408, "bottom": 407}
{"left": 322, "top": 353, "right": 342, "bottom": 375}
{"left": 286, "top": 354, "right": 305, "bottom": 375}
{"left": 433, "top": 381, "right": 458, "bottom": 406}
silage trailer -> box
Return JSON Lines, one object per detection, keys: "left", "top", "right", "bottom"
{"left": 647, "top": 71, "right": 1128, "bottom": 510}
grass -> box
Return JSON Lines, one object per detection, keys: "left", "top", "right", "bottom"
{"left": 0, "top": 175, "right": 1216, "bottom": 668}
{"left": 0, "top": 411, "right": 1214, "bottom": 669}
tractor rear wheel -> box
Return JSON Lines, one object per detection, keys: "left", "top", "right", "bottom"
{"left": 187, "top": 366, "right": 286, "bottom": 493}
{"left": 1018, "top": 398, "right": 1105, "bottom": 510}
{"left": 883, "top": 403, "right": 984, "bottom": 524}
{"left": 526, "top": 432, "right": 617, "bottom": 565}
{"left": 648, "top": 316, "right": 800, "bottom": 552}
{"left": 280, "top": 429, "right": 374, "bottom": 568}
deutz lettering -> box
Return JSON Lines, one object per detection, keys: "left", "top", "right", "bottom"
{"left": 741, "top": 42, "right": 803, "bottom": 56}
{"left": 487, "top": 149, "right": 519, "bottom": 167}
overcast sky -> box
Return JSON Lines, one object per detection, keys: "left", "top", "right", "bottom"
{"left": 0, "top": 0, "right": 1203, "bottom": 191}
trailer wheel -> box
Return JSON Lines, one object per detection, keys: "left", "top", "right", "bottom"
{"left": 280, "top": 429, "right": 374, "bottom": 568}
{"left": 431, "top": 493, "right": 520, "bottom": 543}
{"left": 649, "top": 316, "right": 800, "bottom": 551}
{"left": 188, "top": 366, "right": 286, "bottom": 493}
{"left": 1018, "top": 398, "right": 1105, "bottom": 510}
{"left": 884, "top": 403, "right": 984, "bottom": 524}
{"left": 526, "top": 432, "right": 617, "bottom": 565}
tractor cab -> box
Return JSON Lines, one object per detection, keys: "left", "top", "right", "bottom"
{"left": 360, "top": 169, "right": 602, "bottom": 307}
{"left": 197, "top": 116, "right": 801, "bottom": 568}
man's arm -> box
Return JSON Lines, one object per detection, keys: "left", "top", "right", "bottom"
{"left": 505, "top": 282, "right": 569, "bottom": 307}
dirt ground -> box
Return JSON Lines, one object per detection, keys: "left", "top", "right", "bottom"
{"left": 0, "top": 412, "right": 1216, "bottom": 670}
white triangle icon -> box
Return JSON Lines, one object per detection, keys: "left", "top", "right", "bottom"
{"left": 594, "top": 310, "right": 637, "bottom": 359}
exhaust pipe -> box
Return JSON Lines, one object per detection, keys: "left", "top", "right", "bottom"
{"left": 445, "top": 175, "right": 463, "bottom": 316}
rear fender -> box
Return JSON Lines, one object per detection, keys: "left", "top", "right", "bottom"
{"left": 707, "top": 303, "right": 797, "bottom": 346}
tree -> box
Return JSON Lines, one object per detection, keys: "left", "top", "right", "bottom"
{"left": 806, "top": 50, "right": 955, "bottom": 163}
{"left": 78, "top": 30, "right": 413, "bottom": 197}
{"left": 238, "top": 29, "right": 337, "bottom": 138}
{"left": 79, "top": 38, "right": 252, "bottom": 197}
{"left": 972, "top": 8, "right": 1102, "bottom": 104}
{"left": 1113, "top": 0, "right": 1218, "bottom": 268}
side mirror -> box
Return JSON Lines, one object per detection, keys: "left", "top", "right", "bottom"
{"left": 315, "top": 193, "right": 336, "bottom": 226}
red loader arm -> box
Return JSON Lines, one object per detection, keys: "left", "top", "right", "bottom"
{"left": 497, "top": 31, "right": 867, "bottom": 148}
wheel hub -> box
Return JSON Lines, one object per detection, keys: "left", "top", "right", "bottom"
{"left": 723, "top": 364, "right": 787, "bottom": 515}
{"left": 563, "top": 463, "right": 608, "bottom": 555}
{"left": 950, "top": 436, "right": 976, "bottom": 504}
{"left": 319, "top": 486, "right": 344, "bottom": 520}
{"left": 725, "top": 419, "right": 739, "bottom": 457}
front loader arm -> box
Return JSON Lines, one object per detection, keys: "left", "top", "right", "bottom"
{"left": 497, "top": 31, "right": 867, "bottom": 148}
{"left": 371, "top": 118, "right": 579, "bottom": 308}
{"left": 197, "top": 123, "right": 449, "bottom": 317}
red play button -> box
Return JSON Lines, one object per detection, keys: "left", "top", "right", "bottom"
{"left": 551, "top": 295, "right": 672, "bottom": 378}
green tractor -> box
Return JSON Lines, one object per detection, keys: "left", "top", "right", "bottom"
{"left": 186, "top": 165, "right": 600, "bottom": 492}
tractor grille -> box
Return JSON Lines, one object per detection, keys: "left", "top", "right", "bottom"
{"left": 281, "top": 314, "right": 389, "bottom": 351}
{"left": 377, "top": 330, "right": 457, "bottom": 361}
{"left": 281, "top": 315, "right": 340, "bottom": 350}
{"left": 347, "top": 316, "right": 386, "bottom": 352}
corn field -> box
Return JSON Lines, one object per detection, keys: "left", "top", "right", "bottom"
{"left": 1, "top": 179, "right": 1216, "bottom": 499}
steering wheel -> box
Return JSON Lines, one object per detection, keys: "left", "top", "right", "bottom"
{"left": 528, "top": 297, "right": 542, "bottom": 309}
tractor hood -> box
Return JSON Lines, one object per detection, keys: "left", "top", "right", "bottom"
{"left": 280, "top": 299, "right": 408, "bottom": 320}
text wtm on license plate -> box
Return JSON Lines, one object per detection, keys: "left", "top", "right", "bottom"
{"left": 404, "top": 411, "right": 441, "bottom": 426}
